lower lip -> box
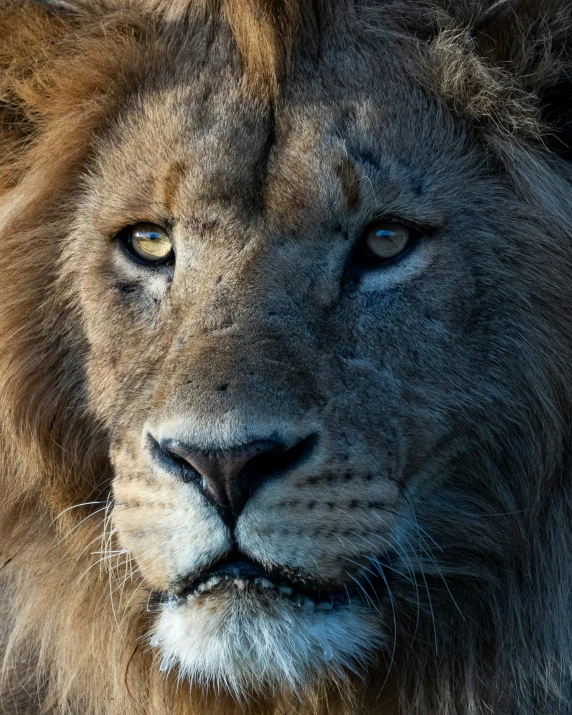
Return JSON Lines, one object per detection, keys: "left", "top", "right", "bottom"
{"left": 182, "top": 575, "right": 339, "bottom": 610}
{"left": 149, "top": 558, "right": 392, "bottom": 613}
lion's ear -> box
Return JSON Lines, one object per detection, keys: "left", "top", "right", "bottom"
{"left": 426, "top": 0, "right": 572, "bottom": 157}
{"left": 472, "top": 0, "right": 572, "bottom": 158}
{"left": 0, "top": 1, "right": 147, "bottom": 193}
{"left": 0, "top": 2, "right": 78, "bottom": 191}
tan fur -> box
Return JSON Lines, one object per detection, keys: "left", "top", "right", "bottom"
{"left": 1, "top": 1, "right": 572, "bottom": 714}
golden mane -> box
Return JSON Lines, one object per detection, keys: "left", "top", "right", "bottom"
{"left": 1, "top": 1, "right": 572, "bottom": 714}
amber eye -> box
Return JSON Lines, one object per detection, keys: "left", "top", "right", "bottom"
{"left": 361, "top": 221, "right": 414, "bottom": 263}
{"left": 121, "top": 223, "right": 174, "bottom": 265}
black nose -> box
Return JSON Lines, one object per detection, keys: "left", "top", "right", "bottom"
{"left": 150, "top": 434, "right": 316, "bottom": 527}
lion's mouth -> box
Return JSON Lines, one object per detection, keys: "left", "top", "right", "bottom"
{"left": 151, "top": 551, "right": 390, "bottom": 610}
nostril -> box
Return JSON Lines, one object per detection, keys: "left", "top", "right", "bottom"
{"left": 147, "top": 435, "right": 202, "bottom": 484}
{"left": 241, "top": 433, "right": 318, "bottom": 481}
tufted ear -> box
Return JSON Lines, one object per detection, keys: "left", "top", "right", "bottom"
{"left": 403, "top": 0, "right": 569, "bottom": 160}
{"left": 440, "top": 0, "right": 572, "bottom": 157}
{"left": 0, "top": 1, "right": 78, "bottom": 191}
{"left": 0, "top": 0, "right": 150, "bottom": 193}
{"left": 476, "top": 0, "right": 572, "bottom": 158}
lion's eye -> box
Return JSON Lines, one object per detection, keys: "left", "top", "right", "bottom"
{"left": 360, "top": 221, "right": 414, "bottom": 263}
{"left": 121, "top": 223, "right": 174, "bottom": 265}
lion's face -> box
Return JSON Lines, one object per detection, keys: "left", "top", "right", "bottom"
{"left": 3, "top": 1, "right": 572, "bottom": 713}
{"left": 60, "top": 21, "right": 550, "bottom": 698}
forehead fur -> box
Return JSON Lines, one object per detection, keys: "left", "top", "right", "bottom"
{"left": 173, "top": 0, "right": 572, "bottom": 146}
{"left": 1, "top": 0, "right": 571, "bottom": 171}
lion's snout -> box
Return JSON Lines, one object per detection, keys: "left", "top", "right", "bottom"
{"left": 146, "top": 431, "right": 318, "bottom": 527}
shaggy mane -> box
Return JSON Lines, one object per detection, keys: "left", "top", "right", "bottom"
{"left": 1, "top": 1, "right": 572, "bottom": 714}
{"left": 3, "top": 0, "right": 571, "bottom": 148}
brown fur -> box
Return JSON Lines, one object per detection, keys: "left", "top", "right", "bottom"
{"left": 1, "top": 1, "right": 572, "bottom": 714}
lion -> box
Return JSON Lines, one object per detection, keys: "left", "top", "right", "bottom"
{"left": 1, "top": 0, "right": 571, "bottom": 712}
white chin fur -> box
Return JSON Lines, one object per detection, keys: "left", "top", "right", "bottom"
{"left": 151, "top": 591, "right": 382, "bottom": 697}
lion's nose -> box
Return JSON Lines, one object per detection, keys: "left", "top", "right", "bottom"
{"left": 150, "top": 434, "right": 316, "bottom": 527}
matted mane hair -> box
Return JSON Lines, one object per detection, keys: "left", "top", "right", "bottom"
{"left": 1, "top": 0, "right": 572, "bottom": 713}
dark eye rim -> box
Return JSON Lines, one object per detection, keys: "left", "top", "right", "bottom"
{"left": 116, "top": 223, "right": 175, "bottom": 268}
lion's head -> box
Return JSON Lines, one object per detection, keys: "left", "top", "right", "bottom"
{"left": 1, "top": 1, "right": 572, "bottom": 713}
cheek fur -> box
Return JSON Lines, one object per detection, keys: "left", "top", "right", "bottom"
{"left": 112, "top": 442, "right": 230, "bottom": 590}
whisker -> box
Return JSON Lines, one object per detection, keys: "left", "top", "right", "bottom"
{"left": 51, "top": 501, "right": 108, "bottom": 524}
{"left": 371, "top": 558, "right": 398, "bottom": 691}
{"left": 53, "top": 506, "right": 109, "bottom": 547}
